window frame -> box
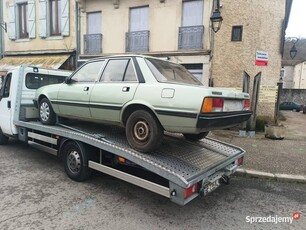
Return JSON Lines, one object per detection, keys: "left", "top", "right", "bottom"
{"left": 231, "top": 25, "right": 243, "bottom": 42}
{"left": 18, "top": 2, "right": 29, "bottom": 39}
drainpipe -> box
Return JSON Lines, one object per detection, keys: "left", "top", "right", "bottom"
{"left": 299, "top": 62, "right": 304, "bottom": 89}
{"left": 75, "top": 1, "right": 81, "bottom": 68}
{"left": 0, "top": 0, "right": 4, "bottom": 59}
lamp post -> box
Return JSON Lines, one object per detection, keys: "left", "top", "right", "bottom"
{"left": 286, "top": 37, "right": 299, "bottom": 59}
{"left": 210, "top": 0, "right": 223, "bottom": 33}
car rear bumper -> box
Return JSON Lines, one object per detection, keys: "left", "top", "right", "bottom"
{"left": 196, "top": 111, "right": 252, "bottom": 129}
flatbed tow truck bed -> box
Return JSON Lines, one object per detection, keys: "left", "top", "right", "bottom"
{"left": 15, "top": 120, "right": 245, "bottom": 205}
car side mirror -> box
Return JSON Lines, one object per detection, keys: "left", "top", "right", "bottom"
{"left": 65, "top": 78, "right": 72, "bottom": 84}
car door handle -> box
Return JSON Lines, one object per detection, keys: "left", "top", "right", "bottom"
{"left": 7, "top": 101, "right": 11, "bottom": 109}
{"left": 83, "top": 87, "right": 89, "bottom": 91}
{"left": 122, "top": 87, "right": 130, "bottom": 92}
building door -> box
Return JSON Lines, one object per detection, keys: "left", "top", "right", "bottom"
{"left": 87, "top": 12, "right": 101, "bottom": 34}
{"left": 127, "top": 6, "right": 149, "bottom": 52}
{"left": 85, "top": 12, "right": 102, "bottom": 54}
{"left": 182, "top": 0, "right": 203, "bottom": 26}
{"left": 0, "top": 74, "right": 12, "bottom": 135}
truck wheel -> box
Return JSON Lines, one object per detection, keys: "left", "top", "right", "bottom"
{"left": 0, "top": 128, "right": 9, "bottom": 145}
{"left": 39, "top": 98, "right": 56, "bottom": 125}
{"left": 183, "top": 132, "right": 209, "bottom": 141}
{"left": 126, "top": 110, "right": 163, "bottom": 153}
{"left": 62, "top": 141, "right": 92, "bottom": 182}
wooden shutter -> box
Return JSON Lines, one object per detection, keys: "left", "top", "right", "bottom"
{"left": 8, "top": 4, "right": 16, "bottom": 39}
{"left": 61, "top": 0, "right": 70, "bottom": 36}
{"left": 39, "top": 0, "right": 47, "bottom": 37}
{"left": 28, "top": 0, "right": 36, "bottom": 38}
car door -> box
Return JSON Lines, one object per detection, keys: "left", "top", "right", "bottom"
{"left": 57, "top": 60, "right": 105, "bottom": 118}
{"left": 0, "top": 74, "right": 13, "bottom": 134}
{"left": 89, "top": 58, "right": 139, "bottom": 122}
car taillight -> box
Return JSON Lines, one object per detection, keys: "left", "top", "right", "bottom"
{"left": 184, "top": 183, "right": 200, "bottom": 198}
{"left": 201, "top": 98, "right": 224, "bottom": 113}
{"left": 237, "top": 157, "right": 244, "bottom": 166}
{"left": 244, "top": 99, "right": 251, "bottom": 110}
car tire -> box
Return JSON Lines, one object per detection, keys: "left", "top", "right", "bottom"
{"left": 39, "top": 98, "right": 56, "bottom": 125}
{"left": 0, "top": 128, "right": 9, "bottom": 145}
{"left": 62, "top": 141, "right": 92, "bottom": 182}
{"left": 126, "top": 110, "right": 163, "bottom": 153}
{"left": 183, "top": 132, "right": 209, "bottom": 141}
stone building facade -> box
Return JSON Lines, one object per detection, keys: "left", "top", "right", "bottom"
{"left": 212, "top": 0, "right": 291, "bottom": 118}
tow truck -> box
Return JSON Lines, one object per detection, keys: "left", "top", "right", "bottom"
{"left": 0, "top": 65, "right": 245, "bottom": 205}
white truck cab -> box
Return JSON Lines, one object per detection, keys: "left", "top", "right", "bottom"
{"left": 0, "top": 65, "right": 71, "bottom": 136}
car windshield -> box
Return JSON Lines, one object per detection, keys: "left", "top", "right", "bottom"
{"left": 145, "top": 58, "right": 202, "bottom": 85}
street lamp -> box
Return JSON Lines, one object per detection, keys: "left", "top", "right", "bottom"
{"left": 210, "top": 0, "right": 223, "bottom": 33}
{"left": 289, "top": 44, "right": 297, "bottom": 59}
{"left": 286, "top": 37, "right": 299, "bottom": 59}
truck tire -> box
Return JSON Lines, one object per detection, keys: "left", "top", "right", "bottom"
{"left": 62, "top": 141, "right": 92, "bottom": 182}
{"left": 0, "top": 128, "right": 9, "bottom": 145}
{"left": 183, "top": 132, "right": 209, "bottom": 141}
{"left": 126, "top": 110, "right": 163, "bottom": 153}
{"left": 39, "top": 98, "right": 56, "bottom": 125}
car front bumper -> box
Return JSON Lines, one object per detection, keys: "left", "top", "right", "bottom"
{"left": 196, "top": 111, "right": 252, "bottom": 130}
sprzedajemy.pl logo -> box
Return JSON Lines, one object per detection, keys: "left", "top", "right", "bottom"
{"left": 246, "top": 212, "right": 301, "bottom": 224}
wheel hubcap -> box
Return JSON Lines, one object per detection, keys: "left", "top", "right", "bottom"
{"left": 134, "top": 120, "right": 150, "bottom": 142}
{"left": 40, "top": 102, "right": 50, "bottom": 122}
{"left": 67, "top": 150, "right": 81, "bottom": 173}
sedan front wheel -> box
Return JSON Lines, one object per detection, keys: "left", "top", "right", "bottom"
{"left": 39, "top": 98, "right": 56, "bottom": 125}
{"left": 126, "top": 110, "right": 163, "bottom": 153}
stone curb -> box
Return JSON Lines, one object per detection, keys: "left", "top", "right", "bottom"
{"left": 234, "top": 168, "right": 306, "bottom": 183}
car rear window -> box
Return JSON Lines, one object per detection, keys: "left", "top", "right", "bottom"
{"left": 25, "top": 73, "right": 66, "bottom": 89}
{"left": 145, "top": 58, "right": 202, "bottom": 85}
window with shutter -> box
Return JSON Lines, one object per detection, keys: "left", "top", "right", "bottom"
{"left": 18, "top": 3, "right": 29, "bottom": 39}
{"left": 49, "top": 0, "right": 61, "bottom": 36}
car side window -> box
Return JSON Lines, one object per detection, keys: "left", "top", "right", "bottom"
{"left": 124, "top": 61, "right": 137, "bottom": 82}
{"left": 101, "top": 59, "right": 131, "bottom": 82}
{"left": 71, "top": 60, "right": 104, "bottom": 82}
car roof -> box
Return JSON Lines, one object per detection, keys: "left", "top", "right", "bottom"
{"left": 82, "top": 54, "right": 169, "bottom": 63}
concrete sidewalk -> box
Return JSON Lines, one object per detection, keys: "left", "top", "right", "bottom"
{"left": 209, "top": 111, "right": 306, "bottom": 183}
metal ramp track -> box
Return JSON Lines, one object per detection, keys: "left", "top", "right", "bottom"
{"left": 15, "top": 120, "right": 245, "bottom": 188}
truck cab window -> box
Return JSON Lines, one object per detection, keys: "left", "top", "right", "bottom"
{"left": 2, "top": 74, "right": 12, "bottom": 98}
{"left": 26, "top": 73, "right": 66, "bottom": 89}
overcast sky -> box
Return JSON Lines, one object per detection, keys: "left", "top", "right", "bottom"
{"left": 286, "top": 0, "right": 306, "bottom": 38}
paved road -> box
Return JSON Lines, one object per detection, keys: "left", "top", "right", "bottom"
{"left": 0, "top": 141, "right": 305, "bottom": 230}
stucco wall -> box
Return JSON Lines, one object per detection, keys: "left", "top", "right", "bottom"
{"left": 4, "top": 0, "right": 76, "bottom": 53}
{"left": 81, "top": 0, "right": 212, "bottom": 54}
{"left": 293, "top": 62, "right": 306, "bottom": 89}
{"left": 283, "top": 66, "right": 294, "bottom": 88}
{"left": 212, "top": 0, "right": 286, "bottom": 118}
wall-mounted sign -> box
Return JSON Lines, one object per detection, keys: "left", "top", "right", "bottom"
{"left": 255, "top": 50, "right": 268, "bottom": 66}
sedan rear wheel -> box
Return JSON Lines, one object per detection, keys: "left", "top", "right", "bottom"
{"left": 39, "top": 98, "right": 56, "bottom": 125}
{"left": 126, "top": 110, "right": 163, "bottom": 153}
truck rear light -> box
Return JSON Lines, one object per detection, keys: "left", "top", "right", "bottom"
{"left": 201, "top": 98, "right": 224, "bottom": 113}
{"left": 244, "top": 99, "right": 251, "bottom": 110}
{"left": 237, "top": 157, "right": 244, "bottom": 166}
{"left": 184, "top": 183, "right": 200, "bottom": 198}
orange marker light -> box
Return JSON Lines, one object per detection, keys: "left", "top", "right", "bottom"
{"left": 118, "top": 157, "right": 126, "bottom": 163}
{"left": 201, "top": 98, "right": 213, "bottom": 113}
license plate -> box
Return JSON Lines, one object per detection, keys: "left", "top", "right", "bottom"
{"left": 204, "top": 180, "right": 220, "bottom": 195}
{"left": 223, "top": 100, "right": 243, "bottom": 112}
